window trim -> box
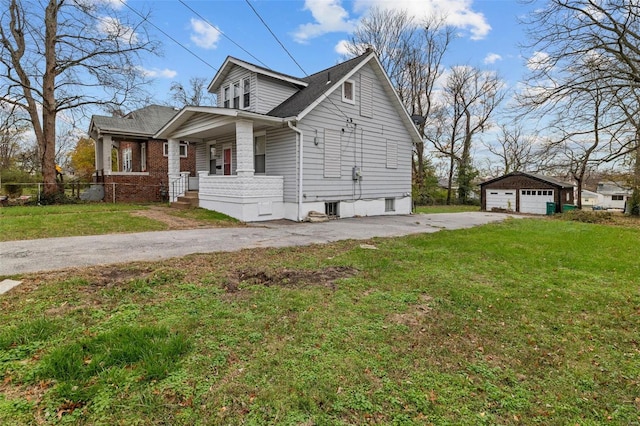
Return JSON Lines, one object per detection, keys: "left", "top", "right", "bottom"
{"left": 342, "top": 79, "right": 355, "bottom": 104}
{"left": 163, "top": 142, "right": 188, "bottom": 158}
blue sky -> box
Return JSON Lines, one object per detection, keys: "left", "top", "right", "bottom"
{"left": 121, "top": 0, "right": 537, "bottom": 105}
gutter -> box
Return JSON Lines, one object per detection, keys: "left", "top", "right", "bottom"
{"left": 287, "top": 121, "right": 304, "bottom": 222}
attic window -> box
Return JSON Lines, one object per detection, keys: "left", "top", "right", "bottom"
{"left": 233, "top": 82, "right": 240, "bottom": 109}
{"left": 342, "top": 79, "right": 355, "bottom": 104}
{"left": 223, "top": 86, "right": 230, "bottom": 108}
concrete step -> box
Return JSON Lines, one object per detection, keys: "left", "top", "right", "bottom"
{"left": 170, "top": 201, "right": 193, "bottom": 210}
{"left": 171, "top": 191, "right": 198, "bottom": 209}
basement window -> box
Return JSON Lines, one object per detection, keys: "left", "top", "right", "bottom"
{"left": 325, "top": 202, "right": 339, "bottom": 217}
{"left": 385, "top": 198, "right": 395, "bottom": 212}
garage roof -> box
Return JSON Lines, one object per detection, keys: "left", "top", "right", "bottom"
{"left": 480, "top": 171, "right": 574, "bottom": 189}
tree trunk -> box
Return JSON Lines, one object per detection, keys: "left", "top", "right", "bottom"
{"left": 39, "top": 0, "right": 59, "bottom": 196}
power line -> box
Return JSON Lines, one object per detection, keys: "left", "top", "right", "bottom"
{"left": 177, "top": 0, "right": 270, "bottom": 69}
{"left": 117, "top": 0, "right": 217, "bottom": 72}
{"left": 243, "top": 0, "right": 308, "bottom": 77}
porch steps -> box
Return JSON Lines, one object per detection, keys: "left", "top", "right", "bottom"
{"left": 171, "top": 191, "right": 199, "bottom": 209}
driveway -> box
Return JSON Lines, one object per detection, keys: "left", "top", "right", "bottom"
{"left": 0, "top": 212, "right": 519, "bottom": 276}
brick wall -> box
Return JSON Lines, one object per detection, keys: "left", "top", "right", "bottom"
{"left": 102, "top": 139, "right": 197, "bottom": 203}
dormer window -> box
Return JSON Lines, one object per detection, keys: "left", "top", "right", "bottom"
{"left": 342, "top": 79, "right": 355, "bottom": 104}
{"left": 233, "top": 82, "right": 240, "bottom": 108}
{"left": 243, "top": 78, "right": 251, "bottom": 109}
{"left": 223, "top": 86, "right": 230, "bottom": 108}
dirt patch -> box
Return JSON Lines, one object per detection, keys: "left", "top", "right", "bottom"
{"left": 223, "top": 266, "right": 359, "bottom": 292}
{"left": 130, "top": 205, "right": 212, "bottom": 230}
{"left": 388, "top": 294, "right": 434, "bottom": 327}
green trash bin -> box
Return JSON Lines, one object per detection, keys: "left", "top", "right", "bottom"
{"left": 546, "top": 202, "right": 556, "bottom": 215}
{"left": 562, "top": 204, "right": 578, "bottom": 212}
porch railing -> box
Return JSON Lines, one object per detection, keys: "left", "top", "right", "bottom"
{"left": 169, "top": 172, "right": 190, "bottom": 202}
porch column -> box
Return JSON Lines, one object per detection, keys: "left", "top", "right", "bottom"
{"left": 235, "top": 119, "right": 254, "bottom": 177}
{"left": 95, "top": 137, "right": 103, "bottom": 171}
{"left": 102, "top": 135, "right": 113, "bottom": 175}
{"left": 167, "top": 138, "right": 180, "bottom": 176}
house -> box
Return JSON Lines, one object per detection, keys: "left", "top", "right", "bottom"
{"left": 92, "top": 49, "right": 421, "bottom": 221}
{"left": 596, "top": 181, "right": 632, "bottom": 210}
{"left": 580, "top": 189, "right": 603, "bottom": 208}
{"left": 89, "top": 105, "right": 195, "bottom": 202}
{"left": 480, "top": 171, "right": 575, "bottom": 214}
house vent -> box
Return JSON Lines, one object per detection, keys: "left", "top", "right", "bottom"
{"left": 325, "top": 202, "right": 339, "bottom": 218}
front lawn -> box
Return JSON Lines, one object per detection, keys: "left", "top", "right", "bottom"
{"left": 0, "top": 203, "right": 239, "bottom": 241}
{"left": 1, "top": 219, "right": 638, "bottom": 425}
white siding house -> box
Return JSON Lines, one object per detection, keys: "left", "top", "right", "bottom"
{"left": 150, "top": 50, "right": 421, "bottom": 222}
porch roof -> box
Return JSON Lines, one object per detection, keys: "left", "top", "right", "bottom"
{"left": 154, "top": 107, "right": 290, "bottom": 141}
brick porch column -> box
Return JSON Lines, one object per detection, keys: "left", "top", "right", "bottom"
{"left": 235, "top": 119, "right": 254, "bottom": 177}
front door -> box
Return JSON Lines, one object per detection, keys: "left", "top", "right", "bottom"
{"left": 223, "top": 147, "right": 232, "bottom": 175}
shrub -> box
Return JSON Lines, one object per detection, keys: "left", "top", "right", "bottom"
{"left": 561, "top": 209, "right": 613, "bottom": 223}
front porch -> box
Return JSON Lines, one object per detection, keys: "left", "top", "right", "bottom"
{"left": 161, "top": 108, "right": 291, "bottom": 222}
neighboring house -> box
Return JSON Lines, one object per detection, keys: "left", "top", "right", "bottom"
{"left": 580, "top": 189, "right": 603, "bottom": 208}
{"left": 90, "top": 49, "right": 421, "bottom": 222}
{"left": 480, "top": 172, "right": 575, "bottom": 214}
{"left": 596, "top": 181, "right": 632, "bottom": 210}
{"left": 89, "top": 105, "right": 195, "bottom": 202}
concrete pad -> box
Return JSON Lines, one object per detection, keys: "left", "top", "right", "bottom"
{"left": 0, "top": 279, "right": 22, "bottom": 294}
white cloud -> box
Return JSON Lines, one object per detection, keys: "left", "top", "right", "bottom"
{"left": 484, "top": 53, "right": 502, "bottom": 65}
{"left": 97, "top": 16, "right": 138, "bottom": 44}
{"left": 76, "top": 0, "right": 125, "bottom": 10}
{"left": 294, "top": 0, "right": 358, "bottom": 44}
{"left": 190, "top": 18, "right": 221, "bottom": 50}
{"left": 137, "top": 67, "right": 178, "bottom": 79}
{"left": 334, "top": 39, "right": 351, "bottom": 55}
{"left": 527, "top": 51, "right": 551, "bottom": 71}
{"left": 353, "top": 0, "right": 491, "bottom": 40}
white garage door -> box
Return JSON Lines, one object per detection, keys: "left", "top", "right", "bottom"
{"left": 486, "top": 189, "right": 516, "bottom": 211}
{"left": 520, "top": 189, "right": 554, "bottom": 214}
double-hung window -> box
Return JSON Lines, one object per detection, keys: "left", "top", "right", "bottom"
{"left": 243, "top": 78, "right": 251, "bottom": 109}
{"left": 254, "top": 134, "right": 266, "bottom": 174}
{"left": 223, "top": 86, "right": 230, "bottom": 108}
{"left": 233, "top": 82, "right": 240, "bottom": 108}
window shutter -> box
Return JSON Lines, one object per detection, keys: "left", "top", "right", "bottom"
{"left": 360, "top": 74, "right": 373, "bottom": 118}
{"left": 386, "top": 139, "right": 397, "bottom": 169}
{"left": 324, "top": 129, "right": 341, "bottom": 178}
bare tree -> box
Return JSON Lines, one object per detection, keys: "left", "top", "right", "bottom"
{"left": 0, "top": 0, "right": 158, "bottom": 196}
{"left": 169, "top": 77, "right": 216, "bottom": 108}
{"left": 521, "top": 0, "right": 640, "bottom": 214}
{"left": 431, "top": 66, "right": 504, "bottom": 204}
{"left": 484, "top": 124, "right": 537, "bottom": 175}
{"left": 345, "top": 7, "right": 453, "bottom": 198}
{"left": 0, "top": 102, "right": 28, "bottom": 169}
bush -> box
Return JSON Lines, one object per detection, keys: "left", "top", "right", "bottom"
{"left": 561, "top": 209, "right": 613, "bottom": 223}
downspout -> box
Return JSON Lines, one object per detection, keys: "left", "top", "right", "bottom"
{"left": 288, "top": 121, "right": 304, "bottom": 222}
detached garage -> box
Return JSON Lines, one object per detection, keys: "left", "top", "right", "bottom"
{"left": 480, "top": 172, "right": 575, "bottom": 214}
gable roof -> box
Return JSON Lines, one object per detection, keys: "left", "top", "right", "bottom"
{"left": 90, "top": 105, "right": 178, "bottom": 138}
{"left": 208, "top": 56, "right": 308, "bottom": 93}
{"left": 597, "top": 181, "right": 633, "bottom": 195}
{"left": 480, "top": 171, "right": 575, "bottom": 189}
{"left": 267, "top": 53, "right": 372, "bottom": 118}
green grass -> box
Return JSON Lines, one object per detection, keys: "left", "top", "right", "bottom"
{"left": 0, "top": 203, "right": 238, "bottom": 241}
{"left": 1, "top": 219, "right": 639, "bottom": 425}
{"left": 415, "top": 204, "right": 480, "bottom": 214}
